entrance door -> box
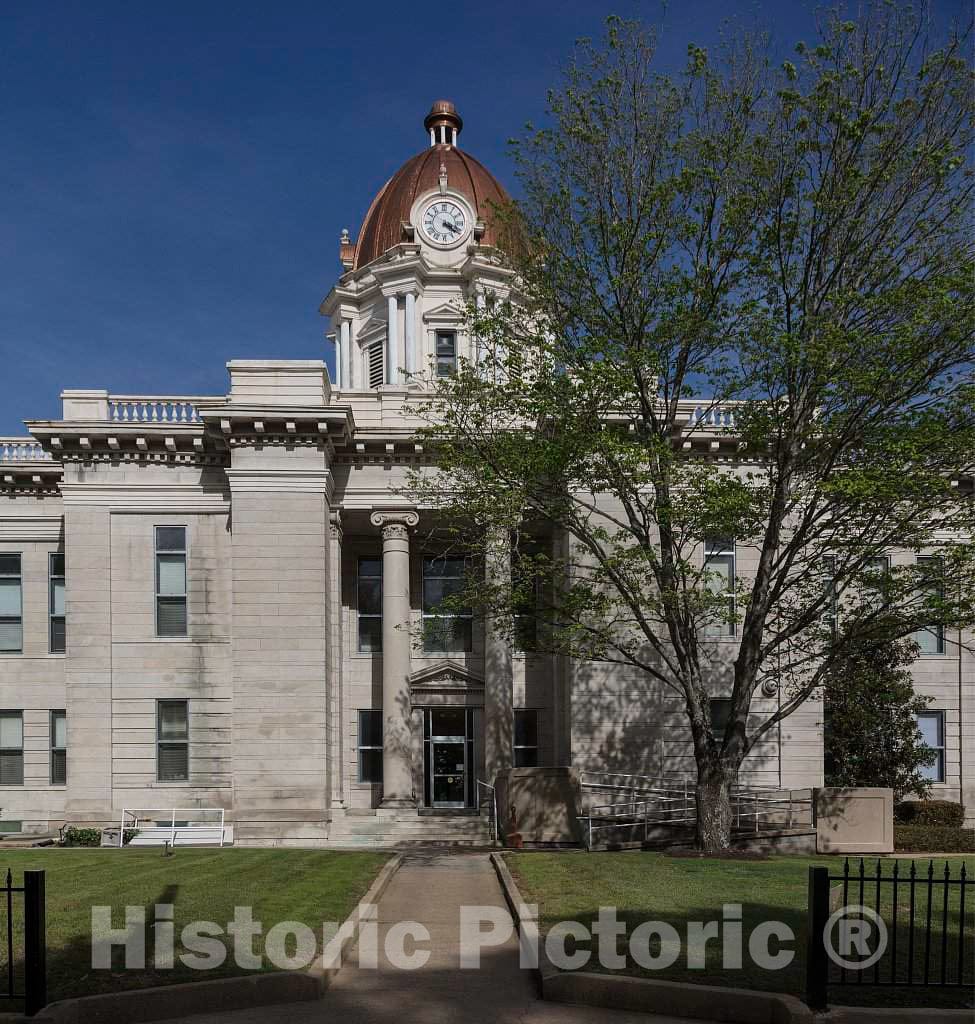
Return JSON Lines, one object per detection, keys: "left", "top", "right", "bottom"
{"left": 432, "top": 740, "right": 466, "bottom": 807}
{"left": 424, "top": 708, "right": 473, "bottom": 808}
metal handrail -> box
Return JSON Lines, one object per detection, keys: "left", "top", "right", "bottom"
{"left": 476, "top": 780, "right": 500, "bottom": 843}
{"left": 120, "top": 807, "right": 225, "bottom": 848}
{"left": 577, "top": 783, "right": 813, "bottom": 850}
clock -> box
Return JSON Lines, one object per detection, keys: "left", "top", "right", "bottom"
{"left": 421, "top": 200, "right": 468, "bottom": 246}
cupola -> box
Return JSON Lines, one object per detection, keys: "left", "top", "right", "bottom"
{"left": 342, "top": 101, "right": 510, "bottom": 272}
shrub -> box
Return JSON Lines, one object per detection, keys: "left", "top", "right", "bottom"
{"left": 894, "top": 800, "right": 965, "bottom": 827}
{"left": 893, "top": 825, "right": 975, "bottom": 853}
{"left": 61, "top": 827, "right": 102, "bottom": 847}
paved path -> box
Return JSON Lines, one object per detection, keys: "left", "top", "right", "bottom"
{"left": 160, "top": 850, "right": 708, "bottom": 1024}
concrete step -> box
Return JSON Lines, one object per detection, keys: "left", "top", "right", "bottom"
{"left": 327, "top": 810, "right": 496, "bottom": 847}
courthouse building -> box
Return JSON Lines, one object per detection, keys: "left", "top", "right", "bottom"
{"left": 0, "top": 102, "right": 971, "bottom": 845}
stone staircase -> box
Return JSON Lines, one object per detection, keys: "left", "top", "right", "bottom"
{"left": 326, "top": 807, "right": 497, "bottom": 848}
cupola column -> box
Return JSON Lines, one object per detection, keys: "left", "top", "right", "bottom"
{"left": 386, "top": 294, "right": 399, "bottom": 385}
{"left": 371, "top": 510, "right": 420, "bottom": 806}
{"left": 404, "top": 291, "right": 417, "bottom": 378}
{"left": 330, "top": 333, "right": 342, "bottom": 389}
{"left": 340, "top": 319, "right": 352, "bottom": 389}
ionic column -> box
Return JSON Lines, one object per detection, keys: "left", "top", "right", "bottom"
{"left": 340, "top": 319, "right": 352, "bottom": 389}
{"left": 386, "top": 294, "right": 399, "bottom": 385}
{"left": 404, "top": 292, "right": 416, "bottom": 379}
{"left": 484, "top": 526, "right": 514, "bottom": 783}
{"left": 370, "top": 509, "right": 419, "bottom": 806}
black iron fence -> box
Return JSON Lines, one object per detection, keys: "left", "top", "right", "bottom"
{"left": 807, "top": 858, "right": 973, "bottom": 1011}
{"left": 0, "top": 869, "right": 46, "bottom": 1017}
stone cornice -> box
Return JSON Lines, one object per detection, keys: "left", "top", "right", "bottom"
{"left": 203, "top": 405, "right": 354, "bottom": 452}
{"left": 25, "top": 420, "right": 220, "bottom": 467}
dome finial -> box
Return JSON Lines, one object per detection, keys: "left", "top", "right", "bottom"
{"left": 424, "top": 100, "right": 463, "bottom": 147}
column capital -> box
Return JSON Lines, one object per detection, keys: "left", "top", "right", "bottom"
{"left": 329, "top": 510, "right": 344, "bottom": 540}
{"left": 370, "top": 508, "right": 419, "bottom": 537}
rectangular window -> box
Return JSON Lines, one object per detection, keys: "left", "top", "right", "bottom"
{"left": 357, "top": 710, "right": 383, "bottom": 784}
{"left": 49, "top": 552, "right": 66, "bottom": 654}
{"left": 369, "top": 340, "right": 385, "bottom": 389}
{"left": 916, "top": 711, "right": 946, "bottom": 783}
{"left": 50, "top": 710, "right": 66, "bottom": 785}
{"left": 914, "top": 556, "right": 945, "bottom": 655}
{"left": 513, "top": 545, "right": 542, "bottom": 653}
{"left": 0, "top": 555, "right": 23, "bottom": 654}
{"left": 704, "top": 538, "right": 735, "bottom": 638}
{"left": 514, "top": 709, "right": 539, "bottom": 767}
{"left": 357, "top": 557, "right": 383, "bottom": 653}
{"left": 0, "top": 712, "right": 23, "bottom": 786}
{"left": 864, "top": 554, "right": 890, "bottom": 610}
{"left": 423, "top": 556, "right": 473, "bottom": 653}
{"left": 155, "top": 527, "right": 187, "bottom": 637}
{"left": 710, "top": 697, "right": 733, "bottom": 737}
{"left": 157, "top": 700, "right": 189, "bottom": 781}
{"left": 435, "top": 331, "right": 457, "bottom": 377}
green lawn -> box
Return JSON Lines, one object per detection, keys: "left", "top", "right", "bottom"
{"left": 0, "top": 847, "right": 388, "bottom": 1005}
{"left": 506, "top": 852, "right": 975, "bottom": 1009}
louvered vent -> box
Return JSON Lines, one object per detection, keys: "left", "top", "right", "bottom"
{"left": 369, "top": 341, "right": 385, "bottom": 389}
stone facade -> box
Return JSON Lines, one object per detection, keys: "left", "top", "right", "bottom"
{"left": 0, "top": 103, "right": 971, "bottom": 842}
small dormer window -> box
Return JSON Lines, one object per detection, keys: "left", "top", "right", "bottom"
{"left": 436, "top": 331, "right": 457, "bottom": 377}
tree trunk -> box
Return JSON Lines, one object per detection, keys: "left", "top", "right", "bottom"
{"left": 695, "top": 765, "right": 735, "bottom": 852}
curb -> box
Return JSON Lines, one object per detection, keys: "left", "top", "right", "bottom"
{"left": 33, "top": 853, "right": 403, "bottom": 1024}
{"left": 490, "top": 851, "right": 814, "bottom": 1024}
{"left": 824, "top": 1009, "right": 974, "bottom": 1023}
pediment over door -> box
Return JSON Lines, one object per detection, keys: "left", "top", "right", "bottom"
{"left": 409, "top": 661, "right": 484, "bottom": 703}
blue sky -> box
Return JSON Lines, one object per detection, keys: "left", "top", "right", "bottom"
{"left": 0, "top": 1, "right": 967, "bottom": 434}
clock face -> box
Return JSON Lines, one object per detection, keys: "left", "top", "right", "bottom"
{"left": 422, "top": 200, "right": 467, "bottom": 245}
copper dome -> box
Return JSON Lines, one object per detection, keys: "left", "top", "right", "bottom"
{"left": 351, "top": 102, "right": 510, "bottom": 271}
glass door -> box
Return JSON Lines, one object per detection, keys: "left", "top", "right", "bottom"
{"left": 432, "top": 740, "right": 466, "bottom": 807}
{"left": 425, "top": 708, "right": 470, "bottom": 809}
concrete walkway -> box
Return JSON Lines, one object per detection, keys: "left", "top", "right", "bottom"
{"left": 160, "top": 850, "right": 707, "bottom": 1024}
